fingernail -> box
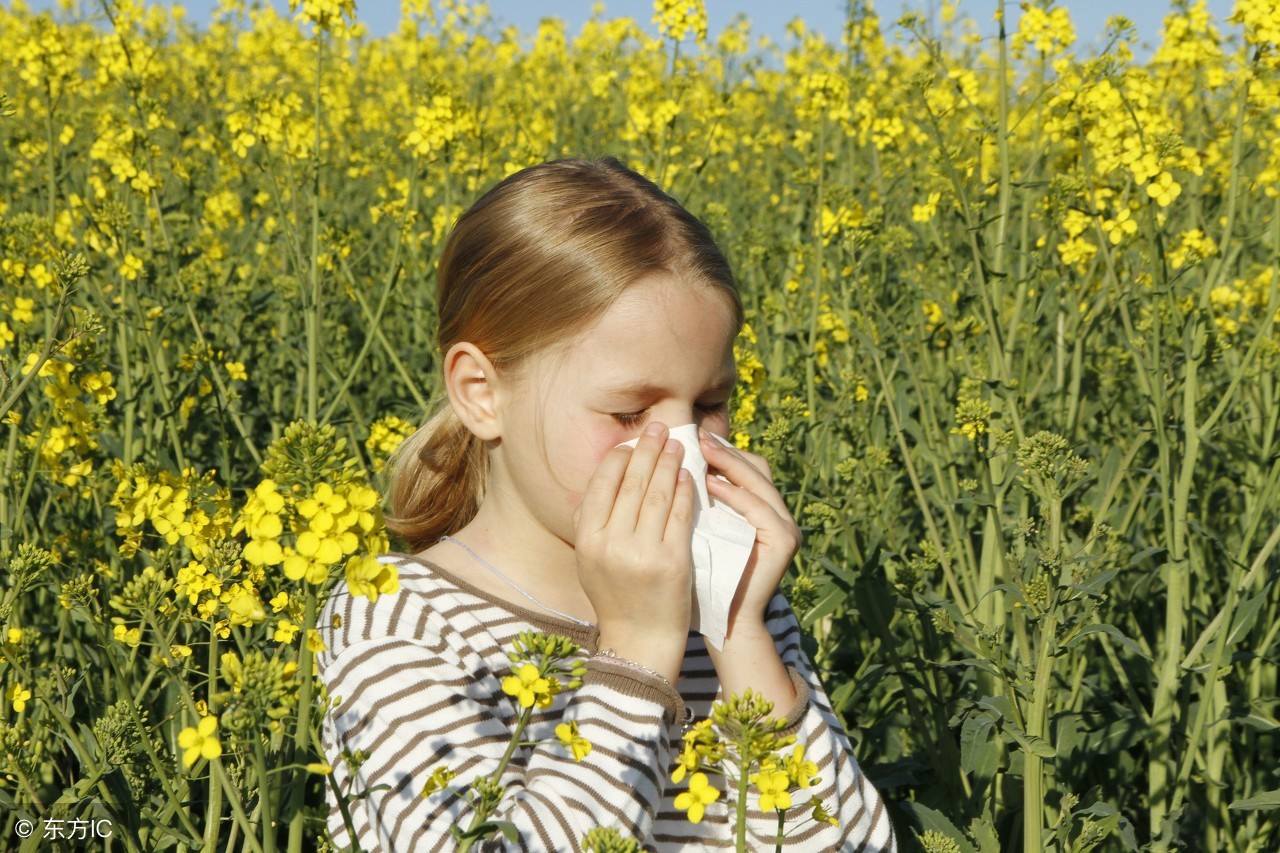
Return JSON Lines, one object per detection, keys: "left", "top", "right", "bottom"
{"left": 698, "top": 427, "right": 714, "bottom": 443}
{"left": 663, "top": 438, "right": 680, "bottom": 453}
{"left": 645, "top": 422, "right": 665, "bottom": 436}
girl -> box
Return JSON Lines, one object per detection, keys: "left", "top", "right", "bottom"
{"left": 317, "top": 157, "right": 896, "bottom": 851}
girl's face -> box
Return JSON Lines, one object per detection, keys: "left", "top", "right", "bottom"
{"left": 495, "top": 272, "right": 739, "bottom": 547}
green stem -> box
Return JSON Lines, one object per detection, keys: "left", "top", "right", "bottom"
{"left": 253, "top": 739, "right": 277, "bottom": 853}
{"left": 205, "top": 619, "right": 225, "bottom": 850}
{"left": 457, "top": 708, "right": 533, "bottom": 853}
{"left": 735, "top": 761, "right": 749, "bottom": 853}
{"left": 306, "top": 32, "right": 324, "bottom": 425}
{"left": 870, "top": 353, "right": 971, "bottom": 612}
{"left": 286, "top": 591, "right": 318, "bottom": 853}
{"left": 214, "top": 759, "right": 266, "bottom": 853}
{"left": 1023, "top": 496, "right": 1062, "bottom": 852}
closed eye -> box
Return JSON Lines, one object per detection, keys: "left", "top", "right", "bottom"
{"left": 611, "top": 402, "right": 727, "bottom": 427}
{"left": 611, "top": 410, "right": 648, "bottom": 427}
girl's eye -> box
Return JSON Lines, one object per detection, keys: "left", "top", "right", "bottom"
{"left": 611, "top": 403, "right": 727, "bottom": 427}
{"left": 612, "top": 410, "right": 648, "bottom": 427}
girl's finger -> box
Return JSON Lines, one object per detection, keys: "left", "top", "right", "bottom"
{"left": 576, "top": 445, "right": 635, "bottom": 534}
{"left": 635, "top": 438, "right": 684, "bottom": 540}
{"left": 699, "top": 429, "right": 790, "bottom": 518}
{"left": 663, "top": 467, "right": 696, "bottom": 544}
{"left": 706, "top": 472, "right": 782, "bottom": 533}
{"left": 609, "top": 422, "right": 670, "bottom": 529}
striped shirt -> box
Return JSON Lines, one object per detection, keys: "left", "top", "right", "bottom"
{"left": 317, "top": 552, "right": 897, "bottom": 851}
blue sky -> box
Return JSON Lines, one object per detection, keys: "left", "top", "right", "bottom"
{"left": 22, "top": 1, "right": 1243, "bottom": 55}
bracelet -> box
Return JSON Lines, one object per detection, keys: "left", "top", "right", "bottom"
{"left": 593, "top": 648, "right": 673, "bottom": 689}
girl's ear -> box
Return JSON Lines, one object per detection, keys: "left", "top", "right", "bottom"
{"left": 443, "top": 342, "right": 502, "bottom": 441}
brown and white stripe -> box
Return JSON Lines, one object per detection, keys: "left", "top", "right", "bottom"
{"left": 317, "top": 553, "right": 897, "bottom": 852}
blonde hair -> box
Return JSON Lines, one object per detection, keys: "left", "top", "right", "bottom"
{"left": 383, "top": 157, "right": 744, "bottom": 553}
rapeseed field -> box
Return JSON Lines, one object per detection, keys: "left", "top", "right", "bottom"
{"left": 1, "top": 0, "right": 1278, "bottom": 849}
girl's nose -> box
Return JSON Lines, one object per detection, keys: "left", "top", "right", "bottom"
{"left": 653, "top": 404, "right": 697, "bottom": 429}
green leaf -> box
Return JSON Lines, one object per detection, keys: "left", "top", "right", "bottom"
{"left": 1062, "top": 623, "right": 1151, "bottom": 661}
{"left": 977, "top": 695, "right": 1016, "bottom": 721}
{"left": 1005, "top": 726, "right": 1056, "bottom": 759}
{"left": 1226, "top": 592, "right": 1265, "bottom": 648}
{"left": 967, "top": 817, "right": 1001, "bottom": 853}
{"left": 1070, "top": 568, "right": 1119, "bottom": 598}
{"left": 960, "top": 713, "right": 1001, "bottom": 780}
{"left": 898, "top": 803, "right": 978, "bottom": 853}
{"left": 1229, "top": 789, "right": 1280, "bottom": 811}
{"left": 804, "top": 587, "right": 845, "bottom": 624}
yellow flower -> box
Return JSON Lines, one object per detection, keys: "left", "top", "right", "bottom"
{"left": 274, "top": 618, "right": 300, "bottom": 643}
{"left": 224, "top": 361, "right": 247, "bottom": 381}
{"left": 653, "top": 0, "right": 707, "bottom": 43}
{"left": 784, "top": 744, "right": 820, "bottom": 789}
{"left": 555, "top": 721, "right": 592, "bottom": 762}
{"left": 306, "top": 762, "right": 333, "bottom": 774}
{"left": 912, "top": 191, "right": 941, "bottom": 223}
{"left": 406, "top": 95, "right": 460, "bottom": 160}
{"left": 751, "top": 767, "right": 792, "bottom": 812}
{"left": 296, "top": 483, "right": 347, "bottom": 535}
{"left": 177, "top": 715, "right": 222, "bottom": 768}
{"left": 421, "top": 765, "right": 456, "bottom": 797}
{"left": 501, "top": 663, "right": 554, "bottom": 709}
{"left": 118, "top": 253, "right": 144, "bottom": 281}
{"left": 1100, "top": 207, "right": 1138, "bottom": 245}
{"left": 227, "top": 591, "right": 266, "bottom": 626}
{"left": 10, "top": 297, "right": 35, "bottom": 325}
{"left": 170, "top": 644, "right": 193, "bottom": 660}
{"left": 113, "top": 624, "right": 142, "bottom": 648}
{"left": 673, "top": 772, "right": 720, "bottom": 823}
{"left": 269, "top": 590, "right": 290, "bottom": 612}
{"left": 811, "top": 799, "right": 840, "bottom": 827}
{"left": 6, "top": 682, "right": 32, "bottom": 713}
{"left": 345, "top": 553, "right": 399, "bottom": 602}
{"left": 671, "top": 742, "right": 699, "bottom": 783}
{"left": 306, "top": 629, "right": 326, "bottom": 653}
{"left": 1146, "top": 171, "right": 1182, "bottom": 207}
{"left": 6, "top": 628, "right": 22, "bottom": 645}
{"left": 1012, "top": 5, "right": 1076, "bottom": 57}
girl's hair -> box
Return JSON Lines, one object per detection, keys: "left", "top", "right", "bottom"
{"left": 383, "top": 157, "right": 744, "bottom": 553}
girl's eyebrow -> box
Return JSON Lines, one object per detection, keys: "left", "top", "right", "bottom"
{"left": 603, "top": 374, "right": 737, "bottom": 398}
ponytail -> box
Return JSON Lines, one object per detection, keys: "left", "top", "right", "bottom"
{"left": 382, "top": 397, "right": 487, "bottom": 553}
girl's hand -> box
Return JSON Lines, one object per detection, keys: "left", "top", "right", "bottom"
{"left": 574, "top": 422, "right": 694, "bottom": 682}
{"left": 698, "top": 426, "right": 803, "bottom": 635}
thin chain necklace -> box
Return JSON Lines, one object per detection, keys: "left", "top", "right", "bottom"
{"left": 439, "top": 535, "right": 595, "bottom": 627}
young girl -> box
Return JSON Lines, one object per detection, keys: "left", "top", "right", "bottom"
{"left": 317, "top": 157, "right": 897, "bottom": 851}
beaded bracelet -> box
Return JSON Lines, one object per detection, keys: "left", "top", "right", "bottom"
{"left": 593, "top": 648, "right": 673, "bottom": 689}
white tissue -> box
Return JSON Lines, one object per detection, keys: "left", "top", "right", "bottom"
{"left": 618, "top": 424, "right": 757, "bottom": 650}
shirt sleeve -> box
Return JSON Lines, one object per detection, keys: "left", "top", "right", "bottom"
{"left": 319, "top": 633, "right": 686, "bottom": 852}
{"left": 736, "top": 592, "right": 898, "bottom": 852}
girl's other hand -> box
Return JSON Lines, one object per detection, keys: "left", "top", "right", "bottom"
{"left": 698, "top": 426, "right": 803, "bottom": 636}
{"left": 574, "top": 421, "right": 694, "bottom": 682}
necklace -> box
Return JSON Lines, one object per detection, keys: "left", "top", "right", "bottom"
{"left": 439, "top": 535, "right": 595, "bottom": 627}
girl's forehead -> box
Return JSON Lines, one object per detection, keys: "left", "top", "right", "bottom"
{"left": 595, "top": 275, "right": 738, "bottom": 335}
{"left": 526, "top": 275, "right": 739, "bottom": 389}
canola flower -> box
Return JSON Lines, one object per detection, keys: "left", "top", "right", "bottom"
{"left": 6, "top": 682, "right": 32, "bottom": 713}
{"left": 555, "top": 720, "right": 592, "bottom": 762}
{"left": 674, "top": 772, "right": 721, "bottom": 823}
{"left": 501, "top": 662, "right": 556, "bottom": 709}
{"left": 177, "top": 715, "right": 223, "bottom": 768}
